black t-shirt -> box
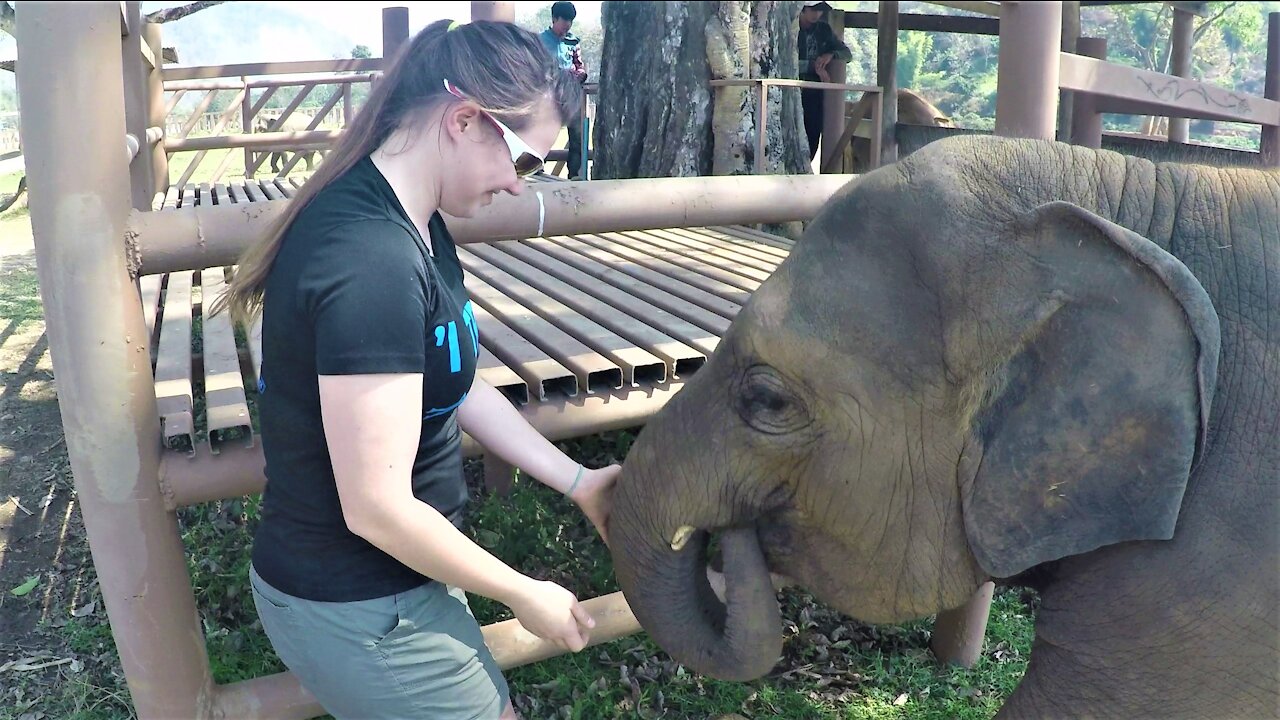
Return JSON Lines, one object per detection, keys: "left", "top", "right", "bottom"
{"left": 250, "top": 155, "right": 480, "bottom": 602}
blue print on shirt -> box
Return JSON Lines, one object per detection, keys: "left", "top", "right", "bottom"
{"left": 424, "top": 301, "right": 480, "bottom": 420}
{"left": 432, "top": 301, "right": 481, "bottom": 374}
{"left": 423, "top": 391, "right": 468, "bottom": 420}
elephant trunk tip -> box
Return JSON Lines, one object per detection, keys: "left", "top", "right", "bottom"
{"left": 616, "top": 522, "right": 784, "bottom": 682}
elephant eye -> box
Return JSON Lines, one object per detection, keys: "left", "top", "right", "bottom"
{"left": 737, "top": 365, "right": 810, "bottom": 436}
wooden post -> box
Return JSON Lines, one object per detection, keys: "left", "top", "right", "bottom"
{"left": 382, "top": 6, "right": 410, "bottom": 64}
{"left": 484, "top": 453, "right": 517, "bottom": 497}
{"left": 17, "top": 3, "right": 214, "bottom": 717}
{"left": 876, "top": 1, "right": 898, "bottom": 166}
{"left": 1168, "top": 7, "right": 1194, "bottom": 143}
{"left": 1262, "top": 13, "right": 1279, "bottom": 167}
{"left": 1056, "top": 1, "right": 1080, "bottom": 144}
{"left": 143, "top": 21, "right": 169, "bottom": 202}
{"left": 821, "top": 9, "right": 847, "bottom": 173}
{"left": 995, "top": 0, "right": 1063, "bottom": 140}
{"left": 242, "top": 78, "right": 253, "bottom": 178}
{"left": 121, "top": 1, "right": 153, "bottom": 210}
{"left": 1071, "top": 37, "right": 1106, "bottom": 149}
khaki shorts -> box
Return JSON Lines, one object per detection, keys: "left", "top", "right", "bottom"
{"left": 249, "top": 564, "right": 510, "bottom": 720}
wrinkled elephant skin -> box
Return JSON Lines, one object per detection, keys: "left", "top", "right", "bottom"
{"left": 609, "top": 135, "right": 1278, "bottom": 719}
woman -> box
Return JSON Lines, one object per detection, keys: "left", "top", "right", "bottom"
{"left": 212, "top": 18, "right": 618, "bottom": 720}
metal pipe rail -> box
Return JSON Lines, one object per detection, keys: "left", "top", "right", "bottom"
{"left": 1059, "top": 52, "right": 1280, "bottom": 127}
{"left": 128, "top": 173, "right": 857, "bottom": 276}
{"left": 162, "top": 57, "right": 385, "bottom": 81}
{"left": 164, "top": 129, "right": 342, "bottom": 153}
{"left": 164, "top": 72, "right": 378, "bottom": 92}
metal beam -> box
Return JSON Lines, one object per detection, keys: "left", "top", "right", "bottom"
{"left": 843, "top": 11, "right": 998, "bottom": 35}
{"left": 162, "top": 57, "right": 383, "bottom": 81}
{"left": 995, "top": 1, "right": 1062, "bottom": 140}
{"left": 1167, "top": 7, "right": 1194, "bottom": 142}
{"left": 16, "top": 3, "right": 213, "bottom": 717}
{"left": 919, "top": 1, "right": 1001, "bottom": 16}
{"left": 1059, "top": 53, "right": 1280, "bottom": 126}
{"left": 877, "top": 1, "right": 899, "bottom": 165}
{"left": 129, "top": 174, "right": 857, "bottom": 276}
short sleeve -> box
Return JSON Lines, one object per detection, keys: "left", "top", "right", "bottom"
{"left": 302, "top": 220, "right": 430, "bottom": 376}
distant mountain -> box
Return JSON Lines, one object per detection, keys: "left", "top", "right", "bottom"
{"left": 142, "top": 2, "right": 365, "bottom": 67}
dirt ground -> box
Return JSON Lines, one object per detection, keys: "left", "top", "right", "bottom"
{"left": 0, "top": 217, "right": 127, "bottom": 719}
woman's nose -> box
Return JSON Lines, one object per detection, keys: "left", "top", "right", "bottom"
{"left": 503, "top": 178, "right": 525, "bottom": 196}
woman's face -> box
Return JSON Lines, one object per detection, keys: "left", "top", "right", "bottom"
{"left": 439, "top": 95, "right": 562, "bottom": 219}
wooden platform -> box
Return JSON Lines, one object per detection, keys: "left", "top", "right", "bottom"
{"left": 138, "top": 175, "right": 794, "bottom": 460}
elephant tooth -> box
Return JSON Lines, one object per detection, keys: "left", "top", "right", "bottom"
{"left": 670, "top": 525, "right": 696, "bottom": 551}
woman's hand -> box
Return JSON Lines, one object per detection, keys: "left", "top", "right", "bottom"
{"left": 507, "top": 578, "right": 596, "bottom": 652}
{"left": 569, "top": 464, "right": 620, "bottom": 547}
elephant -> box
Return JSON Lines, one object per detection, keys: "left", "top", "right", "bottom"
{"left": 253, "top": 111, "right": 319, "bottom": 174}
{"left": 608, "top": 134, "right": 1278, "bottom": 718}
{"left": 842, "top": 88, "right": 955, "bottom": 173}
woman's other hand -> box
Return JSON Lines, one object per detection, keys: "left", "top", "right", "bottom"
{"left": 569, "top": 464, "right": 620, "bottom": 547}
{"left": 507, "top": 578, "right": 596, "bottom": 652}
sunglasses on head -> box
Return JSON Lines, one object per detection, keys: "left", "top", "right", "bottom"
{"left": 443, "top": 79, "right": 545, "bottom": 178}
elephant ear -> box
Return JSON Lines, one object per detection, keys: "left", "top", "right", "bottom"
{"left": 961, "top": 201, "right": 1220, "bottom": 580}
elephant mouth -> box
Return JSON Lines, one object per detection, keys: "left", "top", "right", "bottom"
{"left": 618, "top": 518, "right": 793, "bottom": 681}
{"left": 705, "top": 525, "right": 796, "bottom": 599}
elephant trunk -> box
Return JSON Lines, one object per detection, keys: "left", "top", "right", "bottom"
{"left": 612, "top": 464, "right": 782, "bottom": 681}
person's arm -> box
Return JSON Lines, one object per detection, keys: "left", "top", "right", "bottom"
{"left": 820, "top": 23, "right": 852, "bottom": 63}
{"left": 320, "top": 373, "right": 596, "bottom": 651}
{"left": 457, "top": 376, "right": 619, "bottom": 545}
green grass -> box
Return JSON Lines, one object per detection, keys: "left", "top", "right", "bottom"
{"left": 15, "top": 427, "right": 1034, "bottom": 712}
{"left": 11, "top": 419, "right": 1033, "bottom": 719}
{"left": 0, "top": 250, "right": 42, "bottom": 324}
{"left": 152, "top": 430, "right": 1030, "bottom": 719}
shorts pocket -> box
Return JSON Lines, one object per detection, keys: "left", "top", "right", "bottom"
{"left": 340, "top": 591, "right": 407, "bottom": 648}
{"left": 249, "top": 566, "right": 294, "bottom": 613}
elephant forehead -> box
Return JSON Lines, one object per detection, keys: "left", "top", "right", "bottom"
{"left": 744, "top": 273, "right": 792, "bottom": 331}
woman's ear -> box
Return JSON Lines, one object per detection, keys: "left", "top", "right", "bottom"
{"left": 959, "top": 201, "right": 1220, "bottom": 580}
{"left": 441, "top": 101, "right": 485, "bottom": 144}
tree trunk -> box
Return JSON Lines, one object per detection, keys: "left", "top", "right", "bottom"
{"left": 594, "top": 0, "right": 810, "bottom": 180}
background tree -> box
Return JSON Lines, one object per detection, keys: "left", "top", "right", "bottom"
{"left": 592, "top": 1, "right": 809, "bottom": 179}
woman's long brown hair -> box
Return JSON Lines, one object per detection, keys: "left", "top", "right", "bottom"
{"left": 210, "top": 18, "right": 583, "bottom": 325}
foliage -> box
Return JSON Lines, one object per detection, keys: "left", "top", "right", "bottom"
{"left": 835, "top": 0, "right": 1277, "bottom": 146}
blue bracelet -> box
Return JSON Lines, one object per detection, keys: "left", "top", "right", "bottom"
{"left": 566, "top": 464, "right": 585, "bottom": 497}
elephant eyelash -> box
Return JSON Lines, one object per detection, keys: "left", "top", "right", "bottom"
{"left": 736, "top": 365, "right": 812, "bottom": 436}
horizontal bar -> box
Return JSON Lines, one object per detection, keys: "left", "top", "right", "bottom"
{"left": 710, "top": 78, "right": 881, "bottom": 93}
{"left": 460, "top": 248, "right": 667, "bottom": 387}
{"left": 468, "top": 242, "right": 707, "bottom": 378}
{"left": 160, "top": 381, "right": 688, "bottom": 508}
{"left": 922, "top": 1, "right": 1001, "bottom": 17}
{"left": 163, "top": 57, "right": 384, "bottom": 81}
{"left": 1059, "top": 52, "right": 1280, "bottom": 126}
{"left": 164, "top": 72, "right": 376, "bottom": 92}
{"left": 130, "top": 174, "right": 857, "bottom": 276}
{"left": 165, "top": 130, "right": 342, "bottom": 153}
{"left": 843, "top": 11, "right": 999, "bottom": 35}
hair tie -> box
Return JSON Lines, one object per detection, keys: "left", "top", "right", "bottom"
{"left": 448, "top": 20, "right": 464, "bottom": 31}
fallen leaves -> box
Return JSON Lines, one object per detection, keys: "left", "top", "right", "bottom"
{"left": 10, "top": 575, "right": 38, "bottom": 596}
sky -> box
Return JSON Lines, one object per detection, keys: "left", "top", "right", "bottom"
{"left": 140, "top": 1, "right": 603, "bottom": 65}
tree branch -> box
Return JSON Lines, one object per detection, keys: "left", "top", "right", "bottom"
{"left": 1191, "top": 1, "right": 1237, "bottom": 48}
{"left": 144, "top": 1, "right": 225, "bottom": 24}
{"left": 0, "top": 3, "right": 15, "bottom": 39}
